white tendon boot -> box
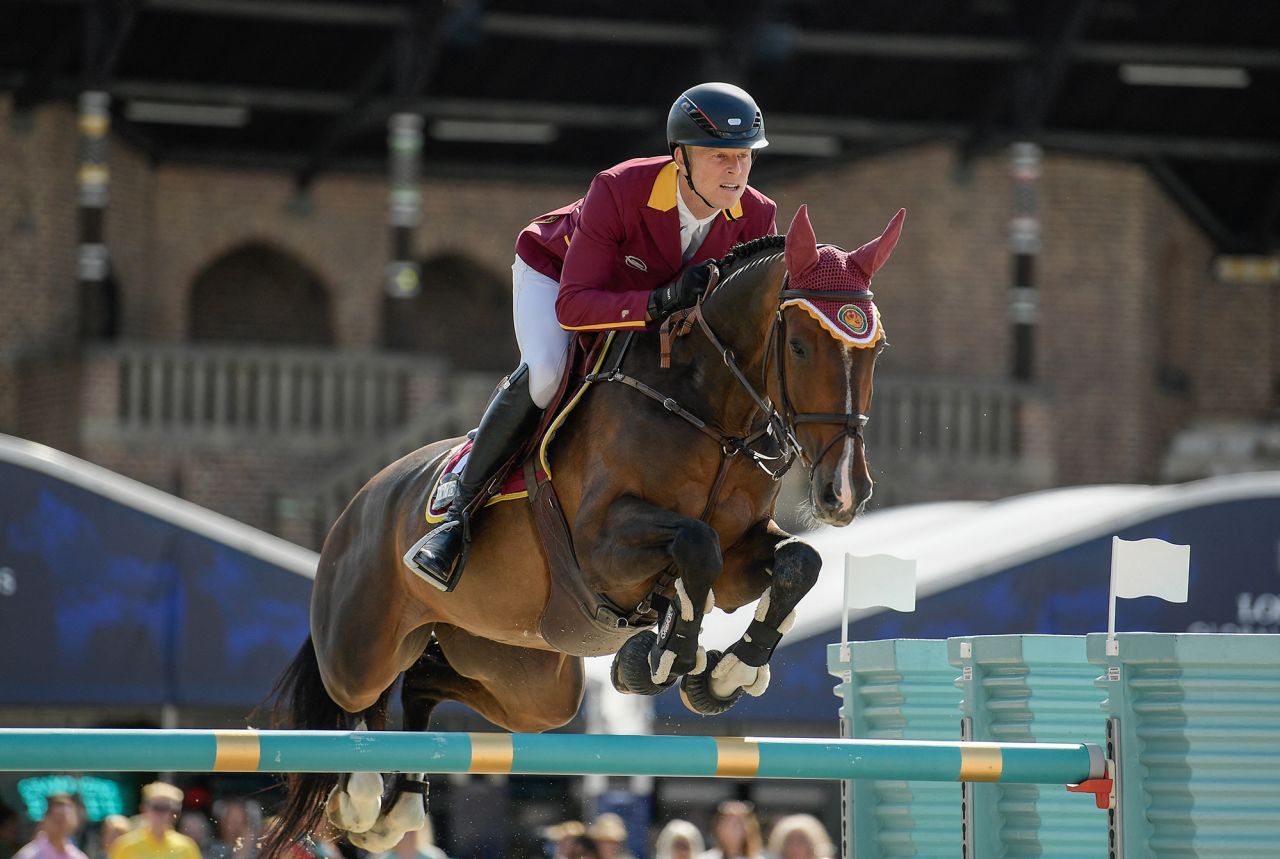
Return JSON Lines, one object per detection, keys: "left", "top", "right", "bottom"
{"left": 710, "top": 591, "right": 796, "bottom": 699}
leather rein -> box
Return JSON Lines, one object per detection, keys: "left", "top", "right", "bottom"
{"left": 585, "top": 252, "right": 873, "bottom": 521}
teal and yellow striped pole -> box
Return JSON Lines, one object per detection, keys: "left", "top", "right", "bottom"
{"left": 0, "top": 730, "right": 1104, "bottom": 784}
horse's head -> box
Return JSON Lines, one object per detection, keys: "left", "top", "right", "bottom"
{"left": 778, "top": 204, "right": 903, "bottom": 526}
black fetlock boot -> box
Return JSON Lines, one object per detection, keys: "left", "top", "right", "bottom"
{"left": 406, "top": 364, "right": 542, "bottom": 592}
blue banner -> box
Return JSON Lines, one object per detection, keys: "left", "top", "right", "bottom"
{"left": 0, "top": 462, "right": 312, "bottom": 708}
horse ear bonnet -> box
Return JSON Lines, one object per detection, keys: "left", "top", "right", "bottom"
{"left": 782, "top": 208, "right": 906, "bottom": 348}
{"left": 785, "top": 204, "right": 820, "bottom": 277}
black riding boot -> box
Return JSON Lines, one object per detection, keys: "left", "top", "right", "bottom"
{"left": 407, "top": 364, "right": 542, "bottom": 592}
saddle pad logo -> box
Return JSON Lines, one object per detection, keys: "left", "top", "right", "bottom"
{"left": 838, "top": 304, "right": 871, "bottom": 337}
{"left": 624, "top": 255, "right": 648, "bottom": 272}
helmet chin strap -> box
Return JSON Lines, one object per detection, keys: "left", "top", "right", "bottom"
{"left": 678, "top": 145, "right": 718, "bottom": 212}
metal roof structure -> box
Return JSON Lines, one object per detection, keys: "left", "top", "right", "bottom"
{"left": 4, "top": 0, "right": 1280, "bottom": 251}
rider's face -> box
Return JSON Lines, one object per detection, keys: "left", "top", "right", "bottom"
{"left": 677, "top": 146, "right": 753, "bottom": 216}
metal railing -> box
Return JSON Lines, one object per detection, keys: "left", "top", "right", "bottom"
{"left": 85, "top": 343, "right": 435, "bottom": 444}
{"left": 866, "top": 376, "right": 1034, "bottom": 462}
{"left": 275, "top": 369, "right": 498, "bottom": 546}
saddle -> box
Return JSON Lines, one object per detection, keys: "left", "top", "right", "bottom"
{"left": 422, "top": 332, "right": 663, "bottom": 657}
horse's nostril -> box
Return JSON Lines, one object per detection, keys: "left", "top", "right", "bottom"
{"left": 820, "top": 484, "right": 839, "bottom": 507}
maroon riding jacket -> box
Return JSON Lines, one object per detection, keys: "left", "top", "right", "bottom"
{"left": 515, "top": 156, "right": 778, "bottom": 331}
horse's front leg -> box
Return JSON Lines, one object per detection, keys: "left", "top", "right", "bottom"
{"left": 583, "top": 494, "right": 723, "bottom": 688}
{"left": 705, "top": 520, "right": 820, "bottom": 702}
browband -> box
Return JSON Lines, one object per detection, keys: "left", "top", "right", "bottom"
{"left": 780, "top": 288, "right": 874, "bottom": 303}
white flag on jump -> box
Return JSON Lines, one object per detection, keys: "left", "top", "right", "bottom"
{"left": 1110, "top": 537, "right": 1190, "bottom": 602}
{"left": 844, "top": 553, "right": 917, "bottom": 612}
{"left": 841, "top": 553, "right": 917, "bottom": 651}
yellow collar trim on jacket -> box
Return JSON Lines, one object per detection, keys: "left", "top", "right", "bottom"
{"left": 647, "top": 162, "right": 680, "bottom": 211}
{"left": 647, "top": 161, "right": 745, "bottom": 220}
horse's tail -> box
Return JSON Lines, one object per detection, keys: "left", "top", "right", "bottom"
{"left": 259, "top": 636, "right": 349, "bottom": 859}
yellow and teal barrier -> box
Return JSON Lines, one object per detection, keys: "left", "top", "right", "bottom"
{"left": 0, "top": 729, "right": 1104, "bottom": 785}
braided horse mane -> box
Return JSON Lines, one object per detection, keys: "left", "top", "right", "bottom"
{"left": 714, "top": 234, "right": 787, "bottom": 276}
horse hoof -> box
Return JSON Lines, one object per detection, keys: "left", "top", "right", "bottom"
{"left": 612, "top": 631, "right": 676, "bottom": 696}
{"left": 680, "top": 650, "right": 745, "bottom": 715}
{"left": 325, "top": 772, "right": 383, "bottom": 834}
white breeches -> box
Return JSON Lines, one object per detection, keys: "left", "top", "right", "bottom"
{"left": 512, "top": 256, "right": 572, "bottom": 409}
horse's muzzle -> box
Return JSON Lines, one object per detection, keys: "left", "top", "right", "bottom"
{"left": 810, "top": 468, "right": 872, "bottom": 527}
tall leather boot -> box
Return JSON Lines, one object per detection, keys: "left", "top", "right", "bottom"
{"left": 406, "top": 364, "right": 542, "bottom": 591}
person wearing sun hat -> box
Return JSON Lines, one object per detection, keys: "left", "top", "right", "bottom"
{"left": 585, "top": 815, "right": 635, "bottom": 859}
{"left": 107, "top": 784, "right": 200, "bottom": 859}
{"left": 540, "top": 820, "right": 587, "bottom": 858}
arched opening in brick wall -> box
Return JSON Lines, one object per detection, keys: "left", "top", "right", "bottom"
{"left": 189, "top": 243, "right": 333, "bottom": 345}
{"left": 382, "top": 253, "right": 517, "bottom": 372}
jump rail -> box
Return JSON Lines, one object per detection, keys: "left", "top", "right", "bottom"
{"left": 0, "top": 729, "right": 1105, "bottom": 785}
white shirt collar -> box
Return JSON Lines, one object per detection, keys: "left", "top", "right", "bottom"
{"left": 676, "top": 186, "right": 720, "bottom": 261}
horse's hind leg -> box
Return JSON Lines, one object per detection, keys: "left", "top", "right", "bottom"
{"left": 432, "top": 625, "right": 585, "bottom": 732}
{"left": 326, "top": 705, "right": 391, "bottom": 838}
{"left": 696, "top": 521, "right": 820, "bottom": 705}
{"left": 342, "top": 642, "right": 453, "bottom": 852}
{"left": 318, "top": 620, "right": 435, "bottom": 846}
{"left": 348, "top": 625, "right": 584, "bottom": 851}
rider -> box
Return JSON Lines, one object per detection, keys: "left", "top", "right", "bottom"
{"left": 408, "top": 82, "right": 777, "bottom": 591}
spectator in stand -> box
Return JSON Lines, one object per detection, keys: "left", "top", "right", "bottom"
{"left": 177, "top": 813, "right": 212, "bottom": 858}
{"left": 540, "top": 821, "right": 585, "bottom": 858}
{"left": 13, "top": 794, "right": 88, "bottom": 859}
{"left": 698, "top": 801, "right": 765, "bottom": 859}
{"left": 208, "top": 799, "right": 260, "bottom": 859}
{"left": 585, "top": 815, "right": 634, "bottom": 859}
{"left": 560, "top": 836, "right": 601, "bottom": 859}
{"left": 1, "top": 802, "right": 27, "bottom": 859}
{"left": 764, "top": 815, "right": 833, "bottom": 859}
{"left": 92, "top": 817, "right": 132, "bottom": 859}
{"left": 653, "top": 820, "right": 704, "bottom": 859}
{"left": 108, "top": 783, "right": 199, "bottom": 859}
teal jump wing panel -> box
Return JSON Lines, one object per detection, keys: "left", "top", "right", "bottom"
{"left": 831, "top": 639, "right": 961, "bottom": 859}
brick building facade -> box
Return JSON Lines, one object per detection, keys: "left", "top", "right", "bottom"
{"left": 2, "top": 93, "right": 1270, "bottom": 546}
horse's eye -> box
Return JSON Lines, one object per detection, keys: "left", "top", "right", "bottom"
{"left": 789, "top": 339, "right": 807, "bottom": 358}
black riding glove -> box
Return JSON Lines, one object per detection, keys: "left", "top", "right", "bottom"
{"left": 648, "top": 260, "right": 715, "bottom": 322}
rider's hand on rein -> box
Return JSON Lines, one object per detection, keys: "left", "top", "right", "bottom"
{"left": 647, "top": 260, "right": 716, "bottom": 321}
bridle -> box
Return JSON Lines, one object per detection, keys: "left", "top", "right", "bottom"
{"left": 774, "top": 278, "right": 875, "bottom": 472}
{"left": 586, "top": 251, "right": 875, "bottom": 514}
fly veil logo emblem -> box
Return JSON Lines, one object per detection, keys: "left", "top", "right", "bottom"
{"left": 838, "top": 304, "right": 871, "bottom": 337}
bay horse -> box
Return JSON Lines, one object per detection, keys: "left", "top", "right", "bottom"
{"left": 262, "top": 204, "right": 904, "bottom": 856}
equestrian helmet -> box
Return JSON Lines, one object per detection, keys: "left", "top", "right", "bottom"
{"left": 667, "top": 82, "right": 768, "bottom": 151}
